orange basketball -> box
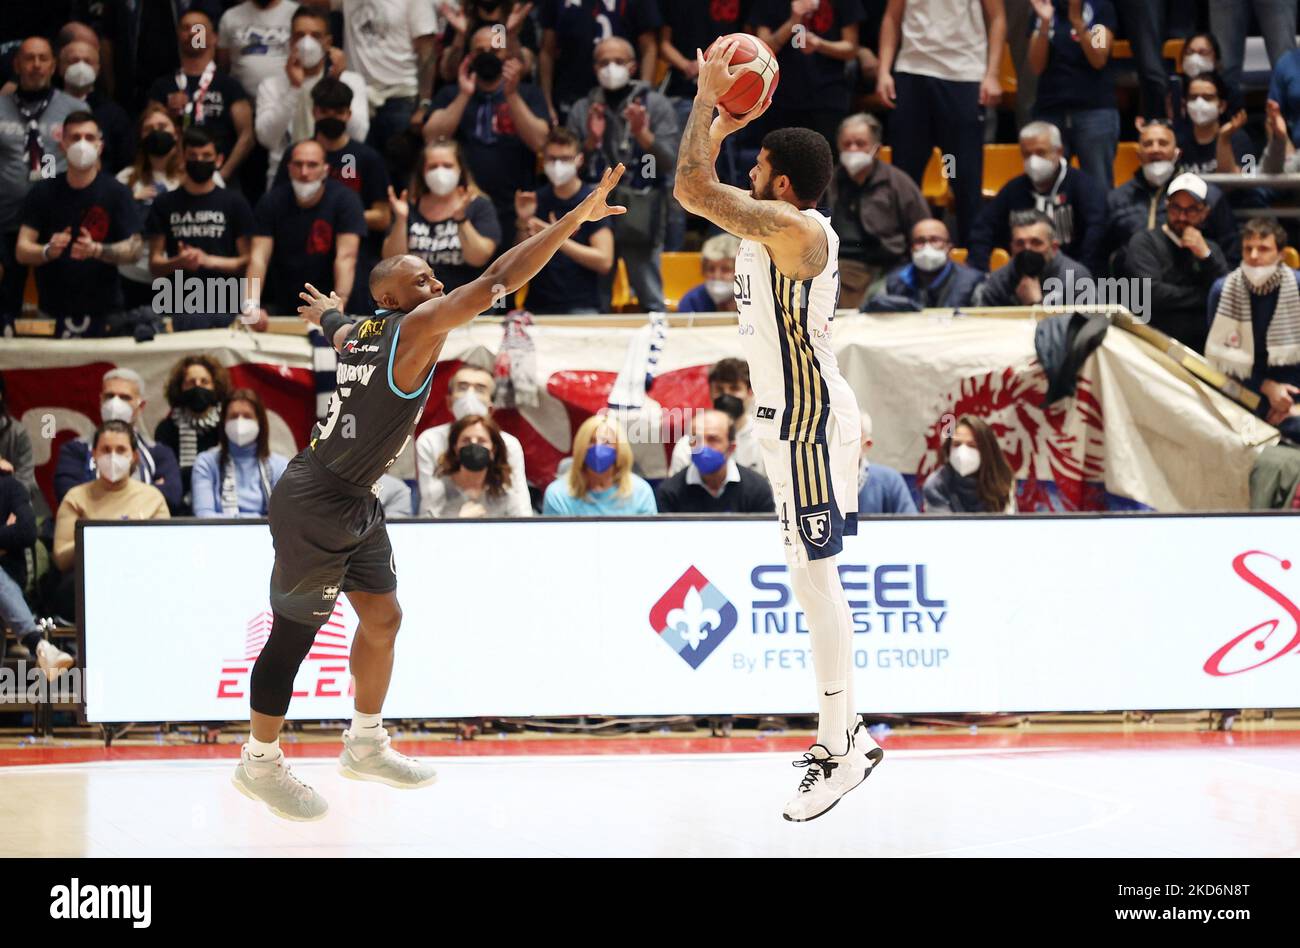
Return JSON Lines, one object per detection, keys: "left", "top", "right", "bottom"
{"left": 706, "top": 32, "right": 780, "bottom": 118}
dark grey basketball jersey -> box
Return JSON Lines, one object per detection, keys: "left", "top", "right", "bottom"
{"left": 308, "top": 310, "right": 434, "bottom": 488}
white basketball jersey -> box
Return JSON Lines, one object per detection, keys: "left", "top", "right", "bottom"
{"left": 734, "top": 209, "right": 861, "bottom": 445}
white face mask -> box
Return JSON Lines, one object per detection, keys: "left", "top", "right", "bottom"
{"left": 296, "top": 35, "right": 325, "bottom": 70}
{"left": 1024, "top": 154, "right": 1059, "bottom": 186}
{"left": 225, "top": 417, "right": 260, "bottom": 447}
{"left": 705, "top": 279, "right": 733, "bottom": 304}
{"left": 544, "top": 159, "right": 577, "bottom": 187}
{"left": 1187, "top": 97, "right": 1220, "bottom": 126}
{"left": 840, "top": 150, "right": 873, "bottom": 176}
{"left": 452, "top": 392, "right": 490, "bottom": 420}
{"left": 1183, "top": 53, "right": 1213, "bottom": 78}
{"left": 66, "top": 139, "right": 100, "bottom": 171}
{"left": 97, "top": 452, "right": 132, "bottom": 484}
{"left": 425, "top": 167, "right": 460, "bottom": 196}
{"left": 1242, "top": 262, "right": 1279, "bottom": 287}
{"left": 64, "top": 61, "right": 97, "bottom": 90}
{"left": 597, "top": 63, "right": 630, "bottom": 91}
{"left": 949, "top": 443, "right": 981, "bottom": 477}
{"left": 100, "top": 395, "right": 135, "bottom": 424}
{"left": 291, "top": 177, "right": 323, "bottom": 202}
{"left": 912, "top": 245, "right": 948, "bottom": 272}
{"left": 1142, "top": 159, "right": 1175, "bottom": 187}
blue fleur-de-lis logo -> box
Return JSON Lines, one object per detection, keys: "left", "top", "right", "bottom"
{"left": 649, "top": 567, "right": 737, "bottom": 670}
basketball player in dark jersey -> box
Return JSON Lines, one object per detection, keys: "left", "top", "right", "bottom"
{"left": 231, "top": 164, "right": 628, "bottom": 821}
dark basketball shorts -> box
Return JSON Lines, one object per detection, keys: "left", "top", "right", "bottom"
{"left": 267, "top": 451, "right": 396, "bottom": 625}
{"left": 758, "top": 416, "right": 860, "bottom": 568}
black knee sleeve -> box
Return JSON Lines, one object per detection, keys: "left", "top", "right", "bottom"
{"left": 250, "top": 613, "right": 322, "bottom": 717}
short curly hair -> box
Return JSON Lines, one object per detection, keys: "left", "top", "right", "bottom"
{"left": 164, "top": 354, "right": 231, "bottom": 408}
{"left": 761, "top": 127, "right": 833, "bottom": 206}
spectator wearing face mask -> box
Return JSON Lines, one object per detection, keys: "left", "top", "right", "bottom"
{"left": 256, "top": 9, "right": 369, "bottom": 188}
{"left": 856, "top": 411, "right": 917, "bottom": 515}
{"left": 425, "top": 25, "right": 550, "bottom": 238}
{"left": 117, "top": 105, "right": 187, "bottom": 309}
{"left": 15, "top": 111, "right": 142, "bottom": 339}
{"left": 969, "top": 120, "right": 1105, "bottom": 274}
{"left": 57, "top": 39, "right": 133, "bottom": 175}
{"left": 540, "top": 0, "right": 662, "bottom": 124}
{"left": 923, "top": 415, "right": 1017, "bottom": 513}
{"left": 1104, "top": 118, "right": 1240, "bottom": 272}
{"left": 514, "top": 127, "right": 615, "bottom": 314}
{"left": 668, "top": 358, "right": 763, "bottom": 476}
{"left": 566, "top": 36, "right": 680, "bottom": 312}
{"left": 0, "top": 38, "right": 81, "bottom": 332}
{"left": 190, "top": 387, "right": 290, "bottom": 517}
{"left": 1176, "top": 72, "right": 1251, "bottom": 176}
{"left": 974, "top": 209, "right": 1091, "bottom": 307}
{"left": 543, "top": 414, "right": 657, "bottom": 516}
{"left": 655, "top": 409, "right": 774, "bottom": 515}
{"left": 384, "top": 138, "right": 500, "bottom": 296}
{"left": 1123, "top": 172, "right": 1228, "bottom": 354}
{"left": 52, "top": 419, "right": 169, "bottom": 620}
{"left": 1169, "top": 33, "right": 1243, "bottom": 122}
{"left": 828, "top": 113, "right": 929, "bottom": 310}
{"left": 416, "top": 365, "right": 530, "bottom": 514}
{"left": 1026, "top": 0, "right": 1118, "bottom": 192}
{"left": 270, "top": 77, "right": 391, "bottom": 311}
{"left": 55, "top": 367, "right": 183, "bottom": 513}
{"left": 864, "top": 218, "right": 983, "bottom": 312}
{"left": 244, "top": 139, "right": 365, "bottom": 324}
{"left": 147, "top": 126, "right": 255, "bottom": 330}
{"left": 154, "top": 355, "right": 233, "bottom": 513}
{"left": 421, "top": 413, "right": 531, "bottom": 517}
{"left": 677, "top": 234, "right": 740, "bottom": 313}
{"left": 1207, "top": 217, "right": 1300, "bottom": 439}
{"left": 218, "top": 0, "right": 301, "bottom": 100}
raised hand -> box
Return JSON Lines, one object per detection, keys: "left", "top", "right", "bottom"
{"left": 586, "top": 102, "right": 607, "bottom": 147}
{"left": 514, "top": 188, "right": 537, "bottom": 222}
{"left": 710, "top": 94, "right": 770, "bottom": 140}
{"left": 458, "top": 55, "right": 476, "bottom": 97}
{"left": 1030, "top": 0, "right": 1055, "bottom": 24}
{"left": 45, "top": 228, "right": 73, "bottom": 260}
{"left": 507, "top": 2, "right": 534, "bottom": 35}
{"left": 696, "top": 39, "right": 742, "bottom": 104}
{"left": 624, "top": 100, "right": 648, "bottom": 137}
{"left": 1220, "top": 108, "right": 1248, "bottom": 139}
{"left": 502, "top": 57, "right": 522, "bottom": 97}
{"left": 440, "top": 1, "right": 469, "bottom": 35}
{"left": 388, "top": 186, "right": 410, "bottom": 220}
{"left": 578, "top": 163, "right": 627, "bottom": 223}
{"left": 297, "top": 282, "right": 345, "bottom": 326}
{"left": 286, "top": 51, "right": 305, "bottom": 88}
{"left": 1267, "top": 99, "right": 1289, "bottom": 141}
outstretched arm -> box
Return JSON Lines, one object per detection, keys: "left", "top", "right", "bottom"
{"left": 673, "top": 40, "right": 819, "bottom": 271}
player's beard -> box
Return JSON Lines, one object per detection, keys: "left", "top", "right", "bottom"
{"left": 751, "top": 178, "right": 776, "bottom": 201}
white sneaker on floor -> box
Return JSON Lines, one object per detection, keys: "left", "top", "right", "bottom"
{"left": 782, "top": 723, "right": 884, "bottom": 823}
{"left": 35, "top": 640, "right": 74, "bottom": 678}
{"left": 232, "top": 746, "right": 328, "bottom": 822}
{"left": 338, "top": 730, "right": 437, "bottom": 789}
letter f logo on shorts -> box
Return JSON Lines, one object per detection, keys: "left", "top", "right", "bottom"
{"left": 800, "top": 510, "right": 831, "bottom": 547}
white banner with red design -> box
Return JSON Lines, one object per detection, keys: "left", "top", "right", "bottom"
{"left": 0, "top": 313, "right": 1276, "bottom": 512}
{"left": 80, "top": 515, "right": 1299, "bottom": 721}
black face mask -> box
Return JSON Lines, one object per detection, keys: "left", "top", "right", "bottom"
{"left": 472, "top": 51, "right": 503, "bottom": 83}
{"left": 713, "top": 393, "right": 745, "bottom": 420}
{"left": 142, "top": 129, "right": 175, "bottom": 156}
{"left": 458, "top": 443, "right": 492, "bottom": 472}
{"left": 185, "top": 158, "right": 216, "bottom": 183}
{"left": 182, "top": 386, "right": 218, "bottom": 412}
{"left": 1013, "top": 249, "right": 1047, "bottom": 279}
{"left": 315, "top": 116, "right": 347, "bottom": 140}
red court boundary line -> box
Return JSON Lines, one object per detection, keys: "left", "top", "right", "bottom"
{"left": 1, "top": 729, "right": 1298, "bottom": 767}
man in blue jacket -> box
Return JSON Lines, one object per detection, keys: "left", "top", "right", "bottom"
{"left": 856, "top": 412, "right": 917, "bottom": 515}
{"left": 863, "top": 219, "right": 984, "bottom": 311}
{"left": 969, "top": 121, "right": 1107, "bottom": 274}
{"left": 54, "top": 368, "right": 182, "bottom": 512}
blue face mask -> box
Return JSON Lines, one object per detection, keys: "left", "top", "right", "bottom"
{"left": 691, "top": 446, "right": 727, "bottom": 475}
{"left": 585, "top": 443, "right": 617, "bottom": 474}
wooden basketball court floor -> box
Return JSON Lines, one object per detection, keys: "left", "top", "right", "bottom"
{"left": 2, "top": 729, "right": 1297, "bottom": 857}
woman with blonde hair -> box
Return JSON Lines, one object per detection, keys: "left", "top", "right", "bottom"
{"left": 116, "top": 104, "right": 185, "bottom": 308}
{"left": 383, "top": 137, "right": 501, "bottom": 294}
{"left": 542, "top": 414, "right": 656, "bottom": 516}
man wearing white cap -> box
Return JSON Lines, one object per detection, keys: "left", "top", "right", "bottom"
{"left": 1122, "top": 172, "right": 1229, "bottom": 353}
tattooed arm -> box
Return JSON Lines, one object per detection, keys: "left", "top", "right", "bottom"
{"left": 673, "top": 39, "right": 825, "bottom": 279}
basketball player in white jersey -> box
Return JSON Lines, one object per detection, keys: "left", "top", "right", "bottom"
{"left": 675, "top": 39, "right": 884, "bottom": 822}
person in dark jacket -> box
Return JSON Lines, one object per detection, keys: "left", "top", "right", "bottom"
{"left": 1123, "top": 172, "right": 1229, "bottom": 353}
{"left": 153, "top": 355, "right": 232, "bottom": 513}
{"left": 968, "top": 121, "right": 1107, "bottom": 274}
{"left": 1103, "top": 118, "right": 1240, "bottom": 272}
{"left": 0, "top": 469, "right": 42, "bottom": 669}
{"left": 923, "top": 415, "right": 1017, "bottom": 513}
{"left": 54, "top": 367, "right": 182, "bottom": 512}
{"left": 973, "top": 210, "right": 1092, "bottom": 307}
{"left": 654, "top": 410, "right": 774, "bottom": 514}
{"left": 829, "top": 113, "right": 930, "bottom": 309}
{"left": 1206, "top": 217, "right": 1300, "bottom": 439}
{"left": 856, "top": 412, "right": 917, "bottom": 514}
{"left": 0, "top": 372, "right": 39, "bottom": 509}
{"left": 864, "top": 219, "right": 983, "bottom": 311}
